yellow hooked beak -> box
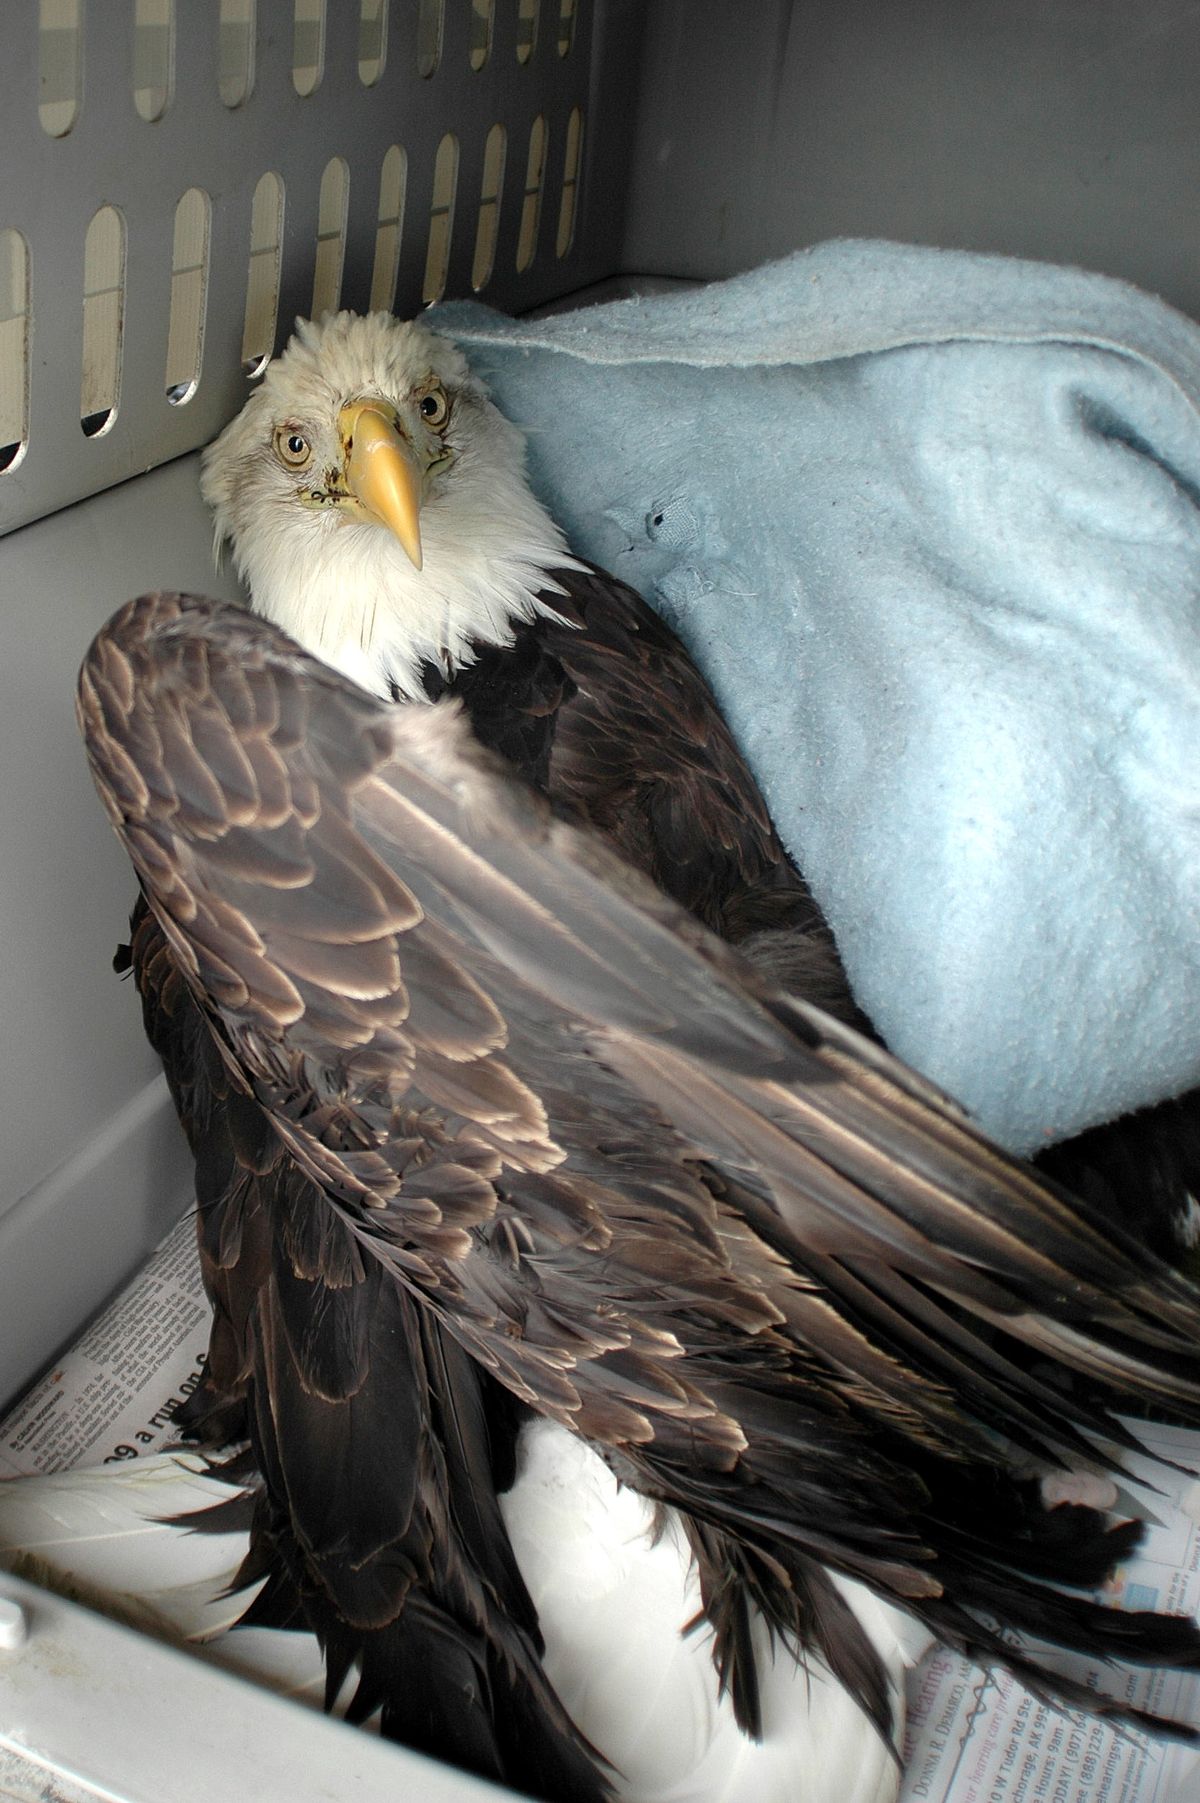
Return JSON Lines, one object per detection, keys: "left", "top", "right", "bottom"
{"left": 338, "top": 400, "right": 425, "bottom": 570}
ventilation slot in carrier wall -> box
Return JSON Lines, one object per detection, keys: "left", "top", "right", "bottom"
{"left": 0, "top": 233, "right": 30, "bottom": 475}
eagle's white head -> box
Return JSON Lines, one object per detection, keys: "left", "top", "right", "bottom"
{"left": 201, "top": 311, "right": 579, "bottom": 699}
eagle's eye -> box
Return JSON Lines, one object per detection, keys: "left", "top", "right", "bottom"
{"left": 273, "top": 425, "right": 313, "bottom": 470}
{"left": 418, "top": 384, "right": 449, "bottom": 429}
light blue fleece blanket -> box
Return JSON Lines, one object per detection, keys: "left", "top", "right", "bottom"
{"left": 432, "top": 240, "right": 1200, "bottom": 1157}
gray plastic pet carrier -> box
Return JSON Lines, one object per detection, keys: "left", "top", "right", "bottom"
{"left": 1, "top": 3, "right": 1199, "bottom": 1798}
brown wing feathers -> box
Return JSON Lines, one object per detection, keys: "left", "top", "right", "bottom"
{"left": 98, "top": 604, "right": 607, "bottom": 1802}
{"left": 80, "top": 591, "right": 1200, "bottom": 1772}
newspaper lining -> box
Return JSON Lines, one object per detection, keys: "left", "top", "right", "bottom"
{"left": 4, "top": 1214, "right": 1200, "bottom": 1801}
{"left": 0, "top": 1214, "right": 208, "bottom": 1480}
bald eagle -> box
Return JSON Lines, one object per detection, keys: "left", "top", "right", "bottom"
{"left": 76, "top": 312, "right": 1200, "bottom": 1802}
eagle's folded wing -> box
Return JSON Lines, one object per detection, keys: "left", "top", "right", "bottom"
{"left": 79, "top": 590, "right": 1200, "bottom": 1737}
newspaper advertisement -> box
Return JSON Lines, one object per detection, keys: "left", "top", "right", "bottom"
{"left": 4, "top": 1216, "right": 1200, "bottom": 1802}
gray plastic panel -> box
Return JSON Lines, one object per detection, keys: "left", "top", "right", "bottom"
{"left": 0, "top": 1567, "right": 511, "bottom": 1803}
{"left": 0, "top": 454, "right": 241, "bottom": 1408}
{"left": 0, "top": 0, "right": 641, "bottom": 538}
{"left": 622, "top": 0, "right": 1200, "bottom": 322}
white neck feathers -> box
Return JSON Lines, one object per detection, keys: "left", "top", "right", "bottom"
{"left": 241, "top": 491, "right": 578, "bottom": 700}
{"left": 238, "top": 470, "right": 580, "bottom": 700}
